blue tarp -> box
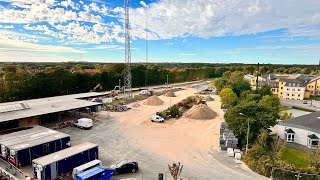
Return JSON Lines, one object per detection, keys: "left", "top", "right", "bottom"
{"left": 76, "top": 167, "right": 114, "bottom": 180}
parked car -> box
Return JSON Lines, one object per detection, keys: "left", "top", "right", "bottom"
{"left": 303, "top": 100, "right": 308, "bottom": 104}
{"left": 74, "top": 118, "right": 93, "bottom": 129}
{"left": 139, "top": 90, "right": 150, "bottom": 95}
{"left": 151, "top": 115, "right": 164, "bottom": 123}
{"left": 111, "top": 160, "right": 139, "bottom": 175}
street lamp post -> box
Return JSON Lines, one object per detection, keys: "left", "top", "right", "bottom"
{"left": 166, "top": 75, "right": 169, "bottom": 91}
{"left": 239, "top": 113, "right": 250, "bottom": 154}
{"left": 119, "top": 79, "right": 121, "bottom": 94}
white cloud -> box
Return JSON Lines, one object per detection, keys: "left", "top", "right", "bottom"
{"left": 89, "top": 2, "right": 100, "bottom": 12}
{"left": 127, "top": 0, "right": 320, "bottom": 40}
{"left": 1, "top": 25, "right": 14, "bottom": 29}
{"left": 90, "top": 44, "right": 124, "bottom": 50}
{"left": 140, "top": 1, "right": 147, "bottom": 8}
{"left": 0, "top": 32, "right": 85, "bottom": 53}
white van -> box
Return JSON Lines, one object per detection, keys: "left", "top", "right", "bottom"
{"left": 72, "top": 159, "right": 102, "bottom": 179}
{"left": 74, "top": 118, "right": 93, "bottom": 129}
{"left": 151, "top": 115, "right": 164, "bottom": 123}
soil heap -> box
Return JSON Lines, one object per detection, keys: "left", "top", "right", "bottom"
{"left": 184, "top": 104, "right": 217, "bottom": 120}
{"left": 165, "top": 91, "right": 176, "bottom": 97}
{"left": 143, "top": 95, "right": 164, "bottom": 106}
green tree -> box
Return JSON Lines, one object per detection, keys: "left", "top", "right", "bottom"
{"left": 224, "top": 100, "right": 278, "bottom": 147}
{"left": 213, "top": 78, "right": 228, "bottom": 92}
{"left": 279, "top": 112, "right": 293, "bottom": 120}
{"left": 220, "top": 88, "right": 237, "bottom": 109}
{"left": 255, "top": 85, "right": 272, "bottom": 97}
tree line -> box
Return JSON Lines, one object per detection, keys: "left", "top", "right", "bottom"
{"left": 0, "top": 64, "right": 220, "bottom": 103}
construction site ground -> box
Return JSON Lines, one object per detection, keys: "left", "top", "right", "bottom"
{"left": 59, "top": 87, "right": 268, "bottom": 180}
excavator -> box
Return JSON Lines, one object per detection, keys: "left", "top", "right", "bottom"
{"left": 91, "top": 84, "right": 103, "bottom": 92}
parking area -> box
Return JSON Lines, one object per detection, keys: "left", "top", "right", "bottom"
{"left": 58, "top": 88, "right": 267, "bottom": 180}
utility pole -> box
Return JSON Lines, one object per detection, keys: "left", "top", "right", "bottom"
{"left": 124, "top": 0, "right": 132, "bottom": 98}
{"left": 166, "top": 75, "right": 169, "bottom": 91}
{"left": 144, "top": 4, "right": 149, "bottom": 90}
{"left": 256, "top": 63, "right": 260, "bottom": 90}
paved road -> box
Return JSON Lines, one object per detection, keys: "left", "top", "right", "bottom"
{"left": 281, "top": 99, "right": 320, "bottom": 111}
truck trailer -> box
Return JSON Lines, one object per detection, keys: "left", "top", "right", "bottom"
{"left": 7, "top": 131, "right": 70, "bottom": 167}
{"left": 32, "top": 142, "right": 98, "bottom": 180}
{"left": 0, "top": 126, "right": 64, "bottom": 161}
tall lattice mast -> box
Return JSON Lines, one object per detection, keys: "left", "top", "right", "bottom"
{"left": 124, "top": 0, "right": 132, "bottom": 98}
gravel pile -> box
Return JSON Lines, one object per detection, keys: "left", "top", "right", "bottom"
{"left": 143, "top": 96, "right": 164, "bottom": 106}
{"left": 184, "top": 104, "right": 217, "bottom": 120}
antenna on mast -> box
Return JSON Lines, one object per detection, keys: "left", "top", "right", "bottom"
{"left": 124, "top": 0, "right": 132, "bottom": 98}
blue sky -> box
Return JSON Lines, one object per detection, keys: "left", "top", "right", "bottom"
{"left": 0, "top": 0, "right": 319, "bottom": 64}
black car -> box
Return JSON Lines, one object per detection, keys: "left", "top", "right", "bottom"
{"left": 111, "top": 160, "right": 139, "bottom": 175}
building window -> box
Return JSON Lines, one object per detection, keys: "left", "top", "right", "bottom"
{"left": 280, "top": 92, "right": 283, "bottom": 95}
{"left": 292, "top": 94, "right": 294, "bottom": 96}
{"left": 309, "top": 85, "right": 311, "bottom": 88}
{"left": 298, "top": 94, "right": 300, "bottom": 97}
{"left": 307, "top": 134, "right": 319, "bottom": 149}
{"left": 289, "top": 83, "right": 291, "bottom": 86}
{"left": 292, "top": 89, "right": 295, "bottom": 91}
{"left": 287, "top": 94, "right": 289, "bottom": 96}
{"left": 293, "top": 83, "right": 295, "bottom": 86}
{"left": 298, "top": 89, "right": 300, "bottom": 91}
{"left": 287, "top": 88, "right": 290, "bottom": 91}
{"left": 281, "top": 87, "right": 283, "bottom": 90}
{"left": 285, "top": 129, "right": 295, "bottom": 142}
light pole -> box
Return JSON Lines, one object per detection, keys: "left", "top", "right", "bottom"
{"left": 239, "top": 113, "right": 250, "bottom": 154}
{"left": 119, "top": 79, "right": 121, "bottom": 94}
{"left": 166, "top": 75, "right": 169, "bottom": 91}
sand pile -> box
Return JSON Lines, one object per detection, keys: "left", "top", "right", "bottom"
{"left": 143, "top": 95, "right": 164, "bottom": 106}
{"left": 184, "top": 104, "right": 217, "bottom": 120}
{"left": 165, "top": 91, "right": 176, "bottom": 97}
{"left": 204, "top": 96, "right": 214, "bottom": 101}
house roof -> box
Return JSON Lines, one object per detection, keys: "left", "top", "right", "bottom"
{"left": 279, "top": 78, "right": 305, "bottom": 87}
{"left": 285, "top": 128, "right": 295, "bottom": 133}
{"left": 279, "top": 111, "right": 320, "bottom": 134}
{"left": 308, "top": 76, "right": 320, "bottom": 84}
{"left": 244, "top": 74, "right": 255, "bottom": 81}
{"left": 308, "top": 134, "right": 319, "bottom": 140}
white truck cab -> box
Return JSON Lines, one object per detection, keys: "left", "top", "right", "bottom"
{"left": 74, "top": 118, "right": 93, "bottom": 129}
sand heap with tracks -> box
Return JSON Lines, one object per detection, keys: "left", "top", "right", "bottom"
{"left": 184, "top": 104, "right": 217, "bottom": 120}
{"left": 143, "top": 95, "right": 164, "bottom": 106}
{"left": 165, "top": 91, "right": 176, "bottom": 97}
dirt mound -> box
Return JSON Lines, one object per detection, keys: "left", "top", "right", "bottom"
{"left": 143, "top": 95, "right": 164, "bottom": 106}
{"left": 184, "top": 104, "right": 217, "bottom": 120}
{"left": 165, "top": 91, "right": 176, "bottom": 97}
{"left": 204, "top": 96, "right": 214, "bottom": 101}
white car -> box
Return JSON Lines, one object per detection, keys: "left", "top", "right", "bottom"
{"left": 151, "top": 115, "right": 164, "bottom": 123}
{"left": 74, "top": 118, "right": 93, "bottom": 129}
{"left": 139, "top": 90, "right": 150, "bottom": 95}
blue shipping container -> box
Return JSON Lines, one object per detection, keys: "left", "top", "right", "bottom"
{"left": 76, "top": 167, "right": 114, "bottom": 180}
{"left": 32, "top": 142, "right": 98, "bottom": 180}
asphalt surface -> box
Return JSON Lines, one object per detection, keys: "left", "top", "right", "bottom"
{"left": 281, "top": 99, "right": 320, "bottom": 111}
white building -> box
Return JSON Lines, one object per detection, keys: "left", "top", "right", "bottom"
{"left": 278, "top": 112, "right": 320, "bottom": 149}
